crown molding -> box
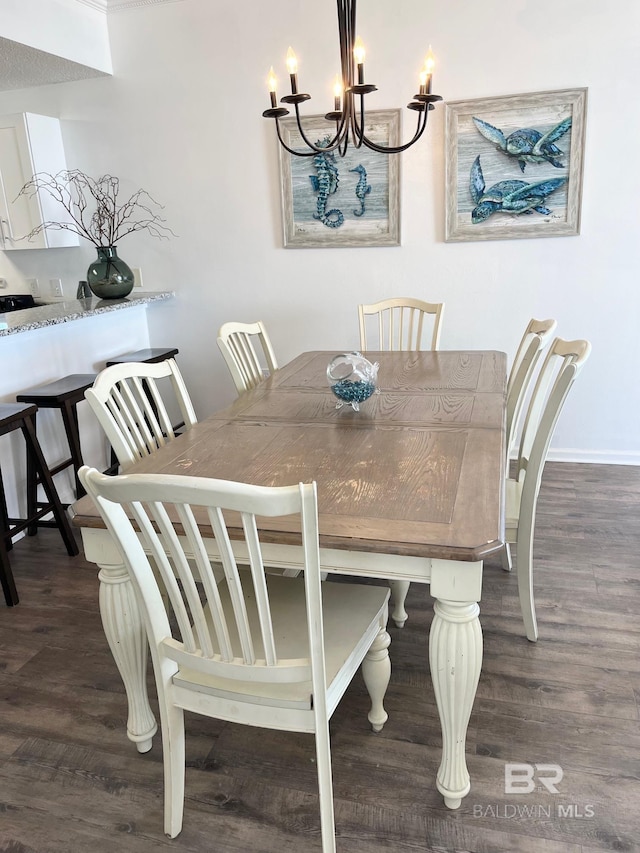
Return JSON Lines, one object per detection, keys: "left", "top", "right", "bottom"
{"left": 75, "top": 0, "right": 107, "bottom": 10}
{"left": 75, "top": 0, "right": 185, "bottom": 11}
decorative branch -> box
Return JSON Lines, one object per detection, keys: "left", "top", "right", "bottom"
{"left": 18, "top": 170, "right": 176, "bottom": 247}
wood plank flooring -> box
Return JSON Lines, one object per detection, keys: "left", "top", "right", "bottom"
{"left": 0, "top": 462, "right": 638, "bottom": 853}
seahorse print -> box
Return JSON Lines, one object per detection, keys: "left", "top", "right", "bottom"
{"left": 350, "top": 164, "right": 371, "bottom": 216}
{"left": 309, "top": 137, "right": 345, "bottom": 228}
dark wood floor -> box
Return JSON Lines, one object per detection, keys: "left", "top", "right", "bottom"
{"left": 1, "top": 462, "right": 639, "bottom": 853}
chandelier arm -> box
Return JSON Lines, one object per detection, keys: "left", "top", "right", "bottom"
{"left": 289, "top": 104, "right": 346, "bottom": 153}
{"left": 274, "top": 119, "right": 319, "bottom": 157}
{"left": 358, "top": 108, "right": 430, "bottom": 155}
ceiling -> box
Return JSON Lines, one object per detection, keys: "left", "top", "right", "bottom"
{"left": 0, "top": 37, "right": 108, "bottom": 92}
{"left": 0, "top": 0, "right": 183, "bottom": 92}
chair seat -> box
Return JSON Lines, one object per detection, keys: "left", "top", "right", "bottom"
{"left": 172, "top": 575, "right": 389, "bottom": 713}
{"left": 107, "top": 348, "right": 178, "bottom": 366}
{"left": 17, "top": 374, "right": 96, "bottom": 404}
{"left": 0, "top": 403, "right": 37, "bottom": 433}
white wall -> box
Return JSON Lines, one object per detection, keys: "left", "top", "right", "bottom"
{"left": 0, "top": 0, "right": 112, "bottom": 72}
{"left": 0, "top": 0, "right": 638, "bottom": 463}
{"left": 0, "top": 306, "right": 153, "bottom": 514}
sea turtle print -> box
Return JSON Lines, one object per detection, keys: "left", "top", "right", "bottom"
{"left": 470, "top": 155, "right": 567, "bottom": 223}
{"left": 472, "top": 115, "right": 571, "bottom": 173}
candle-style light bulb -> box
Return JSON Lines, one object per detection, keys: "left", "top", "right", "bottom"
{"left": 333, "top": 74, "right": 343, "bottom": 111}
{"left": 354, "top": 36, "right": 366, "bottom": 84}
{"left": 423, "top": 45, "right": 435, "bottom": 94}
{"left": 419, "top": 68, "right": 428, "bottom": 95}
{"left": 286, "top": 46, "right": 299, "bottom": 94}
{"left": 286, "top": 47, "right": 298, "bottom": 75}
{"left": 267, "top": 66, "right": 278, "bottom": 107}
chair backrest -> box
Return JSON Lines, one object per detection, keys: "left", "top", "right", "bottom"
{"left": 79, "top": 467, "right": 325, "bottom": 701}
{"left": 506, "top": 318, "right": 558, "bottom": 456}
{"left": 358, "top": 297, "right": 444, "bottom": 351}
{"left": 217, "top": 321, "right": 278, "bottom": 395}
{"left": 85, "top": 358, "right": 198, "bottom": 471}
{"left": 515, "top": 337, "right": 591, "bottom": 508}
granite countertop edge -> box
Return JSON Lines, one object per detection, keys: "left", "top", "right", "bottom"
{"left": 0, "top": 291, "right": 175, "bottom": 337}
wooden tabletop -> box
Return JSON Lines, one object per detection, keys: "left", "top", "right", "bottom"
{"left": 73, "top": 350, "right": 507, "bottom": 562}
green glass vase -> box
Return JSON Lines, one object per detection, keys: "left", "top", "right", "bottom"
{"left": 87, "top": 246, "right": 134, "bottom": 299}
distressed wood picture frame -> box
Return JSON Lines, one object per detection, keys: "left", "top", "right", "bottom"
{"left": 278, "top": 109, "right": 401, "bottom": 249}
{"left": 445, "top": 88, "right": 587, "bottom": 242}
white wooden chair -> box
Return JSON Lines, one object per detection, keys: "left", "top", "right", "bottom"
{"left": 505, "top": 337, "right": 591, "bottom": 642}
{"left": 79, "top": 467, "right": 391, "bottom": 850}
{"left": 217, "top": 320, "right": 278, "bottom": 395}
{"left": 84, "top": 359, "right": 197, "bottom": 472}
{"left": 358, "top": 297, "right": 444, "bottom": 352}
{"left": 358, "top": 297, "right": 444, "bottom": 626}
{"left": 506, "top": 318, "right": 557, "bottom": 460}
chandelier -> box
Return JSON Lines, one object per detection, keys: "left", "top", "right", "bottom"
{"left": 262, "top": 0, "right": 442, "bottom": 157}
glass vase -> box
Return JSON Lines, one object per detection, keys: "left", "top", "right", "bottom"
{"left": 87, "top": 246, "right": 134, "bottom": 299}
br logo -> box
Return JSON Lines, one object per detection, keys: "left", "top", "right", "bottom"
{"left": 504, "top": 763, "right": 563, "bottom": 794}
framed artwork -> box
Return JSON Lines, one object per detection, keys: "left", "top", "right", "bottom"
{"left": 278, "top": 109, "right": 401, "bottom": 249}
{"left": 445, "top": 88, "right": 587, "bottom": 242}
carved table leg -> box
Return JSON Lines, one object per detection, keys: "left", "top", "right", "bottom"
{"left": 429, "top": 597, "right": 482, "bottom": 808}
{"left": 388, "top": 580, "right": 410, "bottom": 628}
{"left": 98, "top": 561, "right": 158, "bottom": 753}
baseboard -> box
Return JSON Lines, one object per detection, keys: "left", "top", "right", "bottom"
{"left": 545, "top": 449, "right": 640, "bottom": 466}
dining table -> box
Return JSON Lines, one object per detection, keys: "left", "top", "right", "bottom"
{"left": 71, "top": 348, "right": 507, "bottom": 810}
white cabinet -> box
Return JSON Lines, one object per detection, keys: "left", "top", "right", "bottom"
{"left": 0, "top": 112, "right": 78, "bottom": 250}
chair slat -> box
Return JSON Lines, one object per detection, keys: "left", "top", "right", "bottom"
{"left": 208, "top": 505, "right": 255, "bottom": 663}
{"left": 242, "top": 510, "right": 278, "bottom": 666}
{"left": 129, "top": 499, "right": 198, "bottom": 651}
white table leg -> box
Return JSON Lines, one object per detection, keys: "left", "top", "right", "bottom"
{"left": 98, "top": 561, "right": 158, "bottom": 753}
{"left": 428, "top": 558, "right": 483, "bottom": 809}
{"left": 429, "top": 598, "right": 482, "bottom": 808}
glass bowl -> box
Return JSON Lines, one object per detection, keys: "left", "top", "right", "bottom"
{"left": 327, "top": 352, "right": 379, "bottom": 411}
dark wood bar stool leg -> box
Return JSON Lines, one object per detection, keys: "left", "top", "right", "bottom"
{"left": 0, "top": 465, "right": 12, "bottom": 552}
{"left": 21, "top": 413, "right": 78, "bottom": 557}
{"left": 0, "top": 539, "right": 18, "bottom": 605}
{"left": 0, "top": 466, "right": 18, "bottom": 604}
{"left": 61, "top": 396, "right": 86, "bottom": 499}
{"left": 0, "top": 403, "right": 79, "bottom": 607}
{"left": 24, "top": 409, "right": 37, "bottom": 536}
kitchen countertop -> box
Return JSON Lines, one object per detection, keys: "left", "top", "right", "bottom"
{"left": 0, "top": 291, "right": 174, "bottom": 337}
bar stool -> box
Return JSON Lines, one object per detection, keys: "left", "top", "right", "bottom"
{"left": 0, "top": 403, "right": 79, "bottom": 606}
{"left": 17, "top": 374, "right": 96, "bottom": 532}
{"left": 106, "top": 347, "right": 178, "bottom": 367}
